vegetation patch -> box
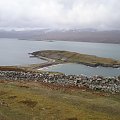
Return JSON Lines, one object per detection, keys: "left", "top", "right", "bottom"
{"left": 8, "top": 96, "right": 17, "bottom": 99}
{"left": 0, "top": 66, "right": 26, "bottom": 72}
{"left": 0, "top": 91, "right": 7, "bottom": 96}
{"left": 18, "top": 85, "right": 29, "bottom": 89}
{"left": 66, "top": 117, "right": 78, "bottom": 120}
{"left": 19, "top": 99, "right": 37, "bottom": 108}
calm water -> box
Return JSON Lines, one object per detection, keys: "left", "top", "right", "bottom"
{"left": 43, "top": 63, "right": 120, "bottom": 77}
{"left": 0, "top": 38, "right": 120, "bottom": 76}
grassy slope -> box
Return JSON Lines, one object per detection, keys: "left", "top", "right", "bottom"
{"left": 0, "top": 81, "right": 120, "bottom": 120}
{"left": 32, "top": 50, "right": 120, "bottom": 66}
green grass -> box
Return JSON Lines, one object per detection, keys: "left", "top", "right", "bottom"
{"left": 0, "top": 81, "right": 120, "bottom": 120}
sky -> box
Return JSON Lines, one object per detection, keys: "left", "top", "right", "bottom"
{"left": 0, "top": 0, "right": 120, "bottom": 30}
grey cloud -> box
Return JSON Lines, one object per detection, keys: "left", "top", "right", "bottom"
{"left": 0, "top": 0, "right": 120, "bottom": 30}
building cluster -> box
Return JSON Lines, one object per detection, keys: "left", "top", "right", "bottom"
{"left": 0, "top": 70, "right": 120, "bottom": 93}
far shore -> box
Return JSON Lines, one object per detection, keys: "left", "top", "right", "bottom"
{"left": 0, "top": 29, "right": 120, "bottom": 44}
{"left": 18, "top": 38, "right": 120, "bottom": 44}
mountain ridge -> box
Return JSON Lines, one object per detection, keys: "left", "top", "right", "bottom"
{"left": 0, "top": 29, "right": 120, "bottom": 44}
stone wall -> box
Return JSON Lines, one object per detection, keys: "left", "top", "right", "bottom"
{"left": 0, "top": 70, "right": 120, "bottom": 93}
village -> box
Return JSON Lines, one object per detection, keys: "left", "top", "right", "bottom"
{"left": 0, "top": 70, "right": 120, "bottom": 93}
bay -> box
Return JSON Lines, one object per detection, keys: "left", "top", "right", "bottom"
{"left": 43, "top": 63, "right": 120, "bottom": 77}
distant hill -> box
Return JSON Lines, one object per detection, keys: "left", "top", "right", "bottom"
{"left": 0, "top": 29, "right": 120, "bottom": 44}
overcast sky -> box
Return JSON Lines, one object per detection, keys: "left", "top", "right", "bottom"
{"left": 0, "top": 0, "right": 120, "bottom": 30}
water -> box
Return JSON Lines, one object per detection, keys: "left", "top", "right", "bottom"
{"left": 0, "top": 38, "right": 46, "bottom": 66}
{"left": 0, "top": 38, "right": 120, "bottom": 76}
{"left": 43, "top": 63, "right": 120, "bottom": 77}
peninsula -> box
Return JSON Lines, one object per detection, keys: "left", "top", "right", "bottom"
{"left": 30, "top": 50, "right": 120, "bottom": 68}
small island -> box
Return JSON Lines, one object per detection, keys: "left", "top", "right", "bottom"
{"left": 30, "top": 50, "right": 120, "bottom": 68}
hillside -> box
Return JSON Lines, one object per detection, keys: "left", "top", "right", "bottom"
{"left": 0, "top": 29, "right": 120, "bottom": 44}
{"left": 0, "top": 80, "right": 120, "bottom": 120}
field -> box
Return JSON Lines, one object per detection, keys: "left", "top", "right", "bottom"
{"left": 0, "top": 80, "right": 120, "bottom": 120}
